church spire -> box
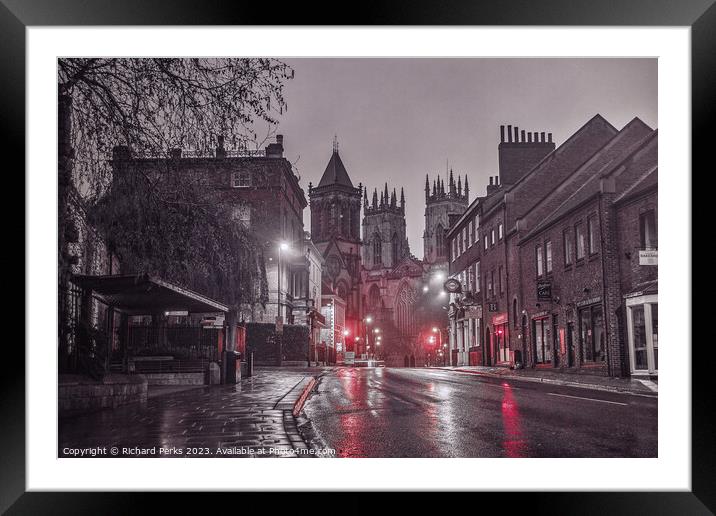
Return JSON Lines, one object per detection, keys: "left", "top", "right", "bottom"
{"left": 332, "top": 134, "right": 339, "bottom": 154}
{"left": 449, "top": 169, "right": 455, "bottom": 194}
{"left": 457, "top": 175, "right": 462, "bottom": 196}
{"left": 391, "top": 188, "right": 397, "bottom": 208}
{"left": 400, "top": 187, "right": 405, "bottom": 210}
{"left": 425, "top": 174, "right": 430, "bottom": 200}
{"left": 464, "top": 174, "right": 469, "bottom": 200}
{"left": 372, "top": 188, "right": 378, "bottom": 208}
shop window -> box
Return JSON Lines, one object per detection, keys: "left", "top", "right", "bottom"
{"left": 579, "top": 304, "right": 605, "bottom": 363}
{"left": 533, "top": 317, "right": 552, "bottom": 364}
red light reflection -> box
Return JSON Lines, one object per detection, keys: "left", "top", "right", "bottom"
{"left": 501, "top": 383, "right": 527, "bottom": 457}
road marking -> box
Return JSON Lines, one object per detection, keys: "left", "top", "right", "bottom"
{"left": 547, "top": 393, "right": 628, "bottom": 406}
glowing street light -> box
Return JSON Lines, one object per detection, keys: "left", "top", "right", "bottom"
{"left": 365, "top": 316, "right": 373, "bottom": 324}
{"left": 432, "top": 327, "right": 439, "bottom": 333}
{"left": 422, "top": 285, "right": 429, "bottom": 293}
{"left": 279, "top": 242, "right": 290, "bottom": 251}
{"left": 343, "top": 329, "right": 350, "bottom": 337}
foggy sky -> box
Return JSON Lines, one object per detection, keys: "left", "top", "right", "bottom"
{"left": 272, "top": 58, "right": 657, "bottom": 257}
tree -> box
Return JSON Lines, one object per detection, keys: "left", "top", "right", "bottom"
{"left": 59, "top": 57, "right": 292, "bottom": 265}
{"left": 58, "top": 58, "right": 293, "bottom": 358}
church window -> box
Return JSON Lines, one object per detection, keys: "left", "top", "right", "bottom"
{"left": 368, "top": 284, "right": 381, "bottom": 308}
{"left": 395, "top": 284, "right": 416, "bottom": 336}
{"left": 373, "top": 234, "right": 382, "bottom": 265}
{"left": 435, "top": 224, "right": 446, "bottom": 258}
{"left": 391, "top": 233, "right": 399, "bottom": 265}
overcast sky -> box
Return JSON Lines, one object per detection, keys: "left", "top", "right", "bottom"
{"left": 271, "top": 58, "right": 657, "bottom": 257}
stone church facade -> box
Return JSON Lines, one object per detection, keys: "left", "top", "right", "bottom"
{"left": 310, "top": 141, "right": 470, "bottom": 366}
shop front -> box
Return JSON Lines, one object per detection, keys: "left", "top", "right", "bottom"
{"left": 625, "top": 281, "right": 658, "bottom": 376}
{"left": 491, "top": 312, "right": 509, "bottom": 365}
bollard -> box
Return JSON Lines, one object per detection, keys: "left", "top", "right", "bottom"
{"left": 247, "top": 351, "right": 254, "bottom": 377}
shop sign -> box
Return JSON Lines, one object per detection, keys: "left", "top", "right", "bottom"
{"left": 487, "top": 302, "right": 499, "bottom": 312}
{"left": 639, "top": 249, "right": 658, "bottom": 266}
{"left": 492, "top": 312, "right": 508, "bottom": 325}
{"left": 464, "top": 305, "right": 483, "bottom": 319}
{"left": 537, "top": 281, "right": 552, "bottom": 301}
{"left": 444, "top": 278, "right": 462, "bottom": 293}
{"left": 576, "top": 296, "right": 602, "bottom": 308}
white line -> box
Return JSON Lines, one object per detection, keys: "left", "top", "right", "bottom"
{"left": 547, "top": 393, "right": 628, "bottom": 406}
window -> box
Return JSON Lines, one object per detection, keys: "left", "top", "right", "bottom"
{"left": 499, "top": 265, "right": 504, "bottom": 294}
{"left": 468, "top": 221, "right": 473, "bottom": 247}
{"left": 467, "top": 265, "right": 474, "bottom": 291}
{"left": 475, "top": 262, "right": 481, "bottom": 293}
{"left": 563, "top": 229, "right": 573, "bottom": 266}
{"left": 587, "top": 215, "right": 597, "bottom": 255}
{"left": 489, "top": 270, "right": 494, "bottom": 297}
{"left": 462, "top": 227, "right": 468, "bottom": 251}
{"left": 435, "top": 225, "right": 446, "bottom": 257}
{"left": 640, "top": 210, "right": 657, "bottom": 249}
{"left": 579, "top": 304, "right": 605, "bottom": 363}
{"left": 484, "top": 234, "right": 489, "bottom": 250}
{"left": 232, "top": 204, "right": 251, "bottom": 229}
{"left": 533, "top": 317, "right": 552, "bottom": 364}
{"left": 498, "top": 223, "right": 503, "bottom": 240}
{"left": 232, "top": 170, "right": 251, "bottom": 188}
{"left": 452, "top": 238, "right": 457, "bottom": 262}
{"left": 576, "top": 224, "right": 586, "bottom": 260}
{"left": 373, "top": 234, "right": 382, "bottom": 265}
{"left": 536, "top": 245, "right": 544, "bottom": 277}
{"left": 491, "top": 228, "right": 496, "bottom": 246}
{"left": 545, "top": 240, "right": 552, "bottom": 273}
{"left": 391, "top": 233, "right": 399, "bottom": 265}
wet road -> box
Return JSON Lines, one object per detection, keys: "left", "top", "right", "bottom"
{"left": 302, "top": 367, "right": 657, "bottom": 458}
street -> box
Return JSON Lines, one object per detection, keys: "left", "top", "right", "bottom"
{"left": 301, "top": 367, "right": 658, "bottom": 458}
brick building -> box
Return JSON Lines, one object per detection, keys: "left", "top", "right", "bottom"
{"left": 110, "top": 135, "right": 316, "bottom": 328}
{"left": 447, "top": 115, "right": 658, "bottom": 378}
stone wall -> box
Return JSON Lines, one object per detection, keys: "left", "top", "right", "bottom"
{"left": 59, "top": 374, "right": 147, "bottom": 417}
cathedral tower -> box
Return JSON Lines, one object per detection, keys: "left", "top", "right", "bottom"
{"left": 362, "top": 184, "right": 410, "bottom": 269}
{"left": 308, "top": 138, "right": 363, "bottom": 338}
{"left": 423, "top": 169, "right": 470, "bottom": 264}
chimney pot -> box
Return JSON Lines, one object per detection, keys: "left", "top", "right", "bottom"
{"left": 489, "top": 176, "right": 493, "bottom": 185}
{"left": 548, "top": 132, "right": 553, "bottom": 143}
{"left": 276, "top": 134, "right": 284, "bottom": 146}
{"left": 500, "top": 125, "right": 505, "bottom": 143}
{"left": 521, "top": 129, "right": 526, "bottom": 142}
{"left": 507, "top": 125, "right": 513, "bottom": 143}
{"left": 528, "top": 132, "right": 533, "bottom": 143}
{"left": 514, "top": 126, "right": 519, "bottom": 142}
{"left": 541, "top": 131, "right": 546, "bottom": 142}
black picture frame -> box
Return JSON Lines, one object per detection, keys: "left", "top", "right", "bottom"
{"left": 3, "top": 0, "right": 708, "bottom": 512}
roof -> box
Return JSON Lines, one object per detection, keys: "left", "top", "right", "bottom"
{"left": 522, "top": 129, "right": 657, "bottom": 242}
{"left": 614, "top": 166, "right": 658, "bottom": 204}
{"left": 317, "top": 150, "right": 354, "bottom": 188}
{"left": 502, "top": 114, "right": 619, "bottom": 228}
{"left": 625, "top": 279, "right": 658, "bottom": 298}
{"left": 71, "top": 274, "right": 228, "bottom": 314}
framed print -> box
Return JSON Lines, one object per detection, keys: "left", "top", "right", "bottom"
{"left": 3, "top": 0, "right": 711, "bottom": 512}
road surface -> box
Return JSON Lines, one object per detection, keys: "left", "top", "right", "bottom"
{"left": 302, "top": 367, "right": 657, "bottom": 458}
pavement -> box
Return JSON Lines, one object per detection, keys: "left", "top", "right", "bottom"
{"left": 58, "top": 367, "right": 328, "bottom": 458}
{"left": 433, "top": 365, "right": 658, "bottom": 395}
{"left": 302, "top": 366, "right": 658, "bottom": 458}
